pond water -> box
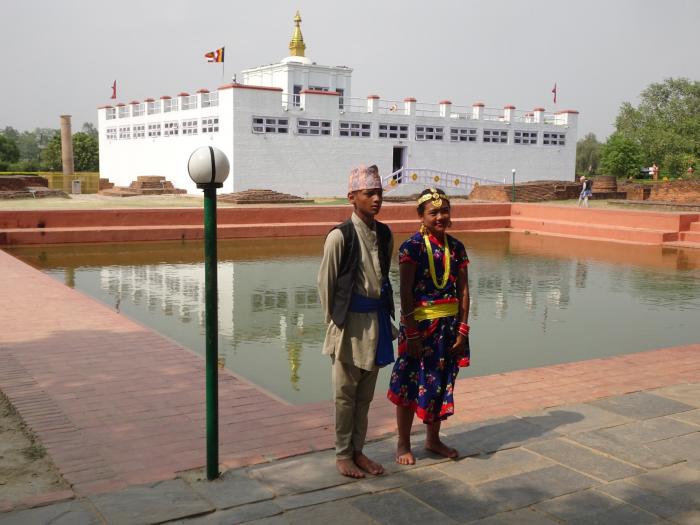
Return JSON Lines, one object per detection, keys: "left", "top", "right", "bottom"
{"left": 7, "top": 232, "right": 700, "bottom": 404}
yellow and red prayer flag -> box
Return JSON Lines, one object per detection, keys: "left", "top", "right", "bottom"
{"left": 205, "top": 47, "right": 225, "bottom": 63}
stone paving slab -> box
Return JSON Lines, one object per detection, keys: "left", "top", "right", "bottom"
{"left": 569, "top": 427, "right": 686, "bottom": 469}
{"left": 404, "top": 477, "right": 509, "bottom": 522}
{"left": 596, "top": 416, "right": 699, "bottom": 444}
{"left": 349, "top": 490, "right": 456, "bottom": 525}
{"left": 468, "top": 507, "right": 561, "bottom": 524}
{"left": 247, "top": 451, "right": 351, "bottom": 496}
{"left": 669, "top": 408, "right": 700, "bottom": 426}
{"left": 0, "top": 501, "right": 101, "bottom": 525}
{"left": 88, "top": 479, "right": 214, "bottom": 525}
{"left": 436, "top": 447, "right": 554, "bottom": 485}
{"left": 441, "top": 415, "right": 563, "bottom": 454}
{"left": 534, "top": 489, "right": 663, "bottom": 525}
{"left": 476, "top": 465, "right": 599, "bottom": 510}
{"left": 648, "top": 432, "right": 700, "bottom": 462}
{"left": 518, "top": 403, "right": 634, "bottom": 434}
{"left": 165, "top": 501, "right": 283, "bottom": 525}
{"left": 653, "top": 383, "right": 700, "bottom": 407}
{"left": 187, "top": 469, "right": 274, "bottom": 510}
{"left": 597, "top": 479, "right": 699, "bottom": 521}
{"left": 524, "top": 438, "right": 645, "bottom": 481}
{"left": 590, "top": 391, "right": 696, "bottom": 420}
{"left": 276, "top": 500, "right": 381, "bottom": 525}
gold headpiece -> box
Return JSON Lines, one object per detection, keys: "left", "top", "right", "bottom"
{"left": 417, "top": 188, "right": 448, "bottom": 209}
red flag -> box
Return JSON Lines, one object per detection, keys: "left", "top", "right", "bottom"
{"left": 551, "top": 83, "right": 557, "bottom": 104}
{"left": 205, "top": 47, "right": 225, "bottom": 63}
{"left": 111, "top": 80, "right": 117, "bottom": 99}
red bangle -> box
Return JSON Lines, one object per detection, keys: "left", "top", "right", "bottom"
{"left": 458, "top": 322, "right": 470, "bottom": 336}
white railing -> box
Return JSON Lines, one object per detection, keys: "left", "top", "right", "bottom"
{"left": 382, "top": 167, "right": 502, "bottom": 194}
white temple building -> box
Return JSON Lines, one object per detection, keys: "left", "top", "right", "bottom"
{"left": 98, "top": 12, "right": 579, "bottom": 197}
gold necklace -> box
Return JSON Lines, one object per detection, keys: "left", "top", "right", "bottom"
{"left": 423, "top": 234, "right": 450, "bottom": 289}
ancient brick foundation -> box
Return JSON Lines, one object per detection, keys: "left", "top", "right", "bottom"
{"left": 649, "top": 180, "right": 700, "bottom": 204}
{"left": 469, "top": 180, "right": 582, "bottom": 202}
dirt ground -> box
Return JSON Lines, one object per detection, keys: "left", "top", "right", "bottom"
{"left": 0, "top": 391, "right": 68, "bottom": 505}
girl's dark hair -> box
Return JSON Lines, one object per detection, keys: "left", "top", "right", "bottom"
{"left": 417, "top": 187, "right": 450, "bottom": 215}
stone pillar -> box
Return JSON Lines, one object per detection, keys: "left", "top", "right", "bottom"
{"left": 60, "top": 115, "right": 74, "bottom": 176}
{"left": 439, "top": 100, "right": 452, "bottom": 118}
{"left": 472, "top": 102, "right": 484, "bottom": 120}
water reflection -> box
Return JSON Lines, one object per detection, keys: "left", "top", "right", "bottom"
{"left": 7, "top": 233, "right": 700, "bottom": 404}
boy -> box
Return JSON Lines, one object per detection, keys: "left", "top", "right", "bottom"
{"left": 318, "top": 164, "right": 396, "bottom": 478}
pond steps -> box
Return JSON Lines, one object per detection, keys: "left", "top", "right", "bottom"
{"left": 0, "top": 203, "right": 698, "bottom": 248}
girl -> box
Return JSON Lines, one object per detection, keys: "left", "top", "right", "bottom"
{"left": 387, "top": 187, "right": 470, "bottom": 464}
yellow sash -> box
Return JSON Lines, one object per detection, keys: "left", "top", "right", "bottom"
{"left": 414, "top": 302, "right": 458, "bottom": 322}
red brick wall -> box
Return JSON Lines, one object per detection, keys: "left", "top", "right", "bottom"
{"left": 649, "top": 180, "right": 700, "bottom": 204}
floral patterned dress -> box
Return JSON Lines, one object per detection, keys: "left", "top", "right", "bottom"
{"left": 387, "top": 232, "right": 470, "bottom": 424}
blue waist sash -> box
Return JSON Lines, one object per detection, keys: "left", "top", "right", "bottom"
{"left": 348, "top": 282, "right": 395, "bottom": 367}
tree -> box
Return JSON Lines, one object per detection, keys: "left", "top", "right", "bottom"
{"left": 614, "top": 78, "right": 700, "bottom": 177}
{"left": 81, "top": 122, "right": 98, "bottom": 140}
{"left": 73, "top": 132, "right": 99, "bottom": 171}
{"left": 39, "top": 131, "right": 99, "bottom": 172}
{"left": 0, "top": 134, "right": 20, "bottom": 170}
{"left": 40, "top": 134, "right": 62, "bottom": 171}
{"left": 600, "top": 132, "right": 643, "bottom": 178}
{"left": 576, "top": 133, "right": 602, "bottom": 175}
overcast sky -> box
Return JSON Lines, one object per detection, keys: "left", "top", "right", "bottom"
{"left": 1, "top": 0, "right": 698, "bottom": 140}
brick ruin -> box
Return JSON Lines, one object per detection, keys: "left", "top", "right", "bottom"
{"left": 100, "top": 176, "right": 186, "bottom": 197}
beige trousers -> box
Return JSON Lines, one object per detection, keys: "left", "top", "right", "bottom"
{"left": 332, "top": 358, "right": 379, "bottom": 459}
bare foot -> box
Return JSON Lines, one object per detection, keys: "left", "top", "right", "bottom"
{"left": 425, "top": 440, "right": 459, "bottom": 459}
{"left": 395, "top": 443, "right": 416, "bottom": 465}
{"left": 354, "top": 452, "right": 384, "bottom": 475}
{"left": 336, "top": 458, "right": 365, "bottom": 478}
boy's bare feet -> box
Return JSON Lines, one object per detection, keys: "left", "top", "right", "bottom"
{"left": 354, "top": 452, "right": 384, "bottom": 475}
{"left": 425, "top": 439, "right": 459, "bottom": 459}
{"left": 395, "top": 443, "right": 416, "bottom": 465}
{"left": 336, "top": 458, "right": 365, "bottom": 478}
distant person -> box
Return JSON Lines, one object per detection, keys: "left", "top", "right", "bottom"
{"left": 578, "top": 176, "right": 593, "bottom": 207}
{"left": 652, "top": 163, "right": 659, "bottom": 181}
{"left": 388, "top": 187, "right": 470, "bottom": 464}
{"left": 317, "top": 164, "right": 396, "bottom": 478}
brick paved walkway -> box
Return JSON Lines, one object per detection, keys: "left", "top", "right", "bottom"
{"left": 2, "top": 247, "right": 700, "bottom": 510}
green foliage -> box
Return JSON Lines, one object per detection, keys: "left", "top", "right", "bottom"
{"left": 614, "top": 77, "right": 700, "bottom": 177}
{"left": 0, "top": 134, "right": 21, "bottom": 170}
{"left": 41, "top": 134, "right": 62, "bottom": 171}
{"left": 37, "top": 131, "right": 99, "bottom": 172}
{"left": 73, "top": 132, "right": 99, "bottom": 171}
{"left": 576, "top": 133, "right": 602, "bottom": 175}
{"left": 600, "top": 132, "right": 643, "bottom": 178}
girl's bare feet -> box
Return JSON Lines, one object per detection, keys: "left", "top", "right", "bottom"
{"left": 336, "top": 458, "right": 365, "bottom": 478}
{"left": 425, "top": 439, "right": 459, "bottom": 459}
{"left": 395, "top": 442, "right": 416, "bottom": 465}
{"left": 354, "top": 452, "right": 384, "bottom": 475}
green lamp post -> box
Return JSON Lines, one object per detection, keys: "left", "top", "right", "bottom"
{"left": 187, "top": 146, "right": 230, "bottom": 480}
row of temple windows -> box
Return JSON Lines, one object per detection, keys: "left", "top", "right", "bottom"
{"left": 252, "top": 117, "right": 566, "bottom": 145}
{"left": 105, "top": 93, "right": 219, "bottom": 120}
{"left": 105, "top": 118, "right": 219, "bottom": 140}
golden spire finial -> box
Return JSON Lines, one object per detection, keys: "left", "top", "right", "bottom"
{"left": 289, "top": 10, "right": 306, "bottom": 57}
